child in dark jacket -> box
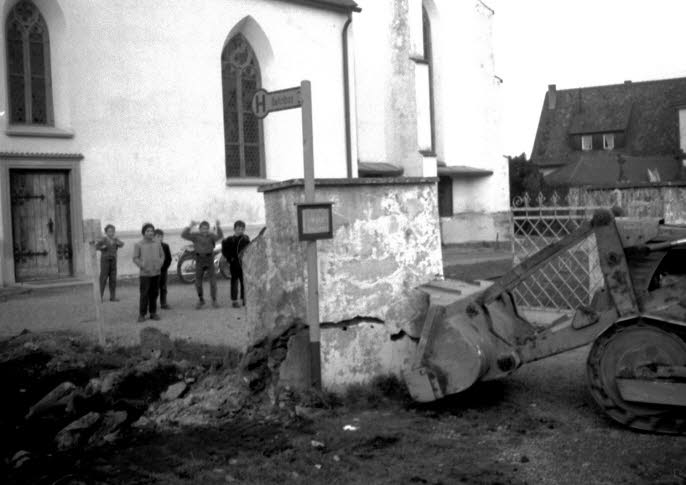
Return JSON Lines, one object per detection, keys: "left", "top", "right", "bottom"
{"left": 221, "top": 220, "right": 250, "bottom": 308}
{"left": 95, "top": 224, "right": 124, "bottom": 301}
{"left": 182, "top": 220, "right": 223, "bottom": 308}
{"left": 133, "top": 223, "right": 164, "bottom": 322}
{"left": 154, "top": 229, "right": 173, "bottom": 309}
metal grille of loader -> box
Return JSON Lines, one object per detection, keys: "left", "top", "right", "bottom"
{"left": 512, "top": 193, "right": 607, "bottom": 313}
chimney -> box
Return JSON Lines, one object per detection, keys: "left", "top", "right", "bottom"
{"left": 547, "top": 84, "right": 557, "bottom": 110}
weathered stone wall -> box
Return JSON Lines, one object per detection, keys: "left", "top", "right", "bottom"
{"left": 570, "top": 183, "right": 686, "bottom": 224}
{"left": 242, "top": 178, "right": 443, "bottom": 389}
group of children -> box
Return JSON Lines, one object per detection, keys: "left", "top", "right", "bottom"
{"left": 95, "top": 219, "right": 250, "bottom": 322}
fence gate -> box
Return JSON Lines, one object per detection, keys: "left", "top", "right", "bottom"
{"left": 511, "top": 192, "right": 608, "bottom": 316}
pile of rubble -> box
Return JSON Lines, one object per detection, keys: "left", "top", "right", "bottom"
{"left": 1, "top": 329, "right": 221, "bottom": 477}
{"left": 142, "top": 320, "right": 309, "bottom": 428}
{"left": 2, "top": 322, "right": 312, "bottom": 482}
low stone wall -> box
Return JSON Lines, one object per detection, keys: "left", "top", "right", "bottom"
{"left": 440, "top": 210, "right": 513, "bottom": 247}
{"left": 570, "top": 183, "right": 686, "bottom": 224}
{"left": 242, "top": 177, "right": 443, "bottom": 390}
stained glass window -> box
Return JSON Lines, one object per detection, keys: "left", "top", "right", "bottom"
{"left": 6, "top": 1, "right": 52, "bottom": 125}
{"left": 222, "top": 34, "right": 264, "bottom": 178}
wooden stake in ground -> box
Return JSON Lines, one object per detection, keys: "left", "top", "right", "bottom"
{"left": 83, "top": 219, "right": 105, "bottom": 345}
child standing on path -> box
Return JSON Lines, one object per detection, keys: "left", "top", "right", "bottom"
{"left": 221, "top": 220, "right": 250, "bottom": 308}
{"left": 182, "top": 220, "right": 223, "bottom": 309}
{"left": 154, "top": 229, "right": 173, "bottom": 310}
{"left": 95, "top": 224, "right": 124, "bottom": 302}
{"left": 133, "top": 223, "right": 164, "bottom": 322}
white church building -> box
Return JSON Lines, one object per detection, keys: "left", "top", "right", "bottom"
{"left": 0, "top": 0, "right": 509, "bottom": 285}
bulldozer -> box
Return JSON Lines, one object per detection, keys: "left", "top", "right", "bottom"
{"left": 405, "top": 209, "right": 686, "bottom": 434}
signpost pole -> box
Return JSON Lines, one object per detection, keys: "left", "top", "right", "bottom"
{"left": 301, "top": 80, "right": 322, "bottom": 390}
{"left": 251, "top": 80, "right": 323, "bottom": 390}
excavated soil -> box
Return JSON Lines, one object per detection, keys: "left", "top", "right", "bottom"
{"left": 1, "top": 331, "right": 685, "bottom": 485}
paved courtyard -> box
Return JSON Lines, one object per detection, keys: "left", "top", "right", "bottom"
{"left": 0, "top": 279, "right": 250, "bottom": 349}
{"left": 0, "top": 247, "right": 513, "bottom": 349}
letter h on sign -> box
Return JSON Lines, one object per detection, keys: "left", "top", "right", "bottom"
{"left": 251, "top": 87, "right": 302, "bottom": 119}
{"left": 252, "top": 90, "right": 268, "bottom": 119}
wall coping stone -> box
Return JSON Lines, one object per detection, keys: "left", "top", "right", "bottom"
{"left": 259, "top": 177, "right": 439, "bottom": 193}
{"left": 583, "top": 181, "right": 686, "bottom": 190}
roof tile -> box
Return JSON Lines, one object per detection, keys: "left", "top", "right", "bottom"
{"left": 545, "top": 152, "right": 681, "bottom": 187}
{"left": 531, "top": 77, "right": 686, "bottom": 174}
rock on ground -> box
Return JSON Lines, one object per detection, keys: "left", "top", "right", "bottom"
{"left": 163, "top": 382, "right": 188, "bottom": 401}
{"left": 140, "top": 327, "right": 174, "bottom": 359}
{"left": 55, "top": 412, "right": 101, "bottom": 451}
{"left": 25, "top": 381, "right": 76, "bottom": 419}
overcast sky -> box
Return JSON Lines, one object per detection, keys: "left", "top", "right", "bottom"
{"left": 492, "top": 0, "right": 686, "bottom": 158}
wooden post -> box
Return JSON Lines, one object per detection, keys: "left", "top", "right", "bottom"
{"left": 301, "top": 80, "right": 322, "bottom": 389}
{"left": 83, "top": 219, "right": 105, "bottom": 346}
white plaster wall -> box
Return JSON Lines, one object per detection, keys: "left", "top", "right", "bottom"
{"left": 245, "top": 180, "right": 442, "bottom": 388}
{"left": 433, "top": 0, "right": 508, "bottom": 215}
{"left": 0, "top": 0, "right": 349, "bottom": 235}
{"left": 321, "top": 322, "right": 417, "bottom": 390}
{"left": 351, "top": 0, "right": 392, "bottom": 165}
{"left": 353, "top": 0, "right": 510, "bottom": 224}
{"left": 353, "top": 0, "right": 423, "bottom": 176}
{"left": 440, "top": 210, "right": 511, "bottom": 244}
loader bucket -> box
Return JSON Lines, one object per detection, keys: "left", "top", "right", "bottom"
{"left": 405, "top": 294, "right": 502, "bottom": 402}
{"left": 404, "top": 209, "right": 633, "bottom": 405}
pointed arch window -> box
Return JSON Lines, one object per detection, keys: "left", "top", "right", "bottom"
{"left": 6, "top": 0, "right": 53, "bottom": 125}
{"left": 221, "top": 34, "right": 265, "bottom": 178}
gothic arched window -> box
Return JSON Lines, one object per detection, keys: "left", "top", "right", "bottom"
{"left": 221, "top": 34, "right": 264, "bottom": 178}
{"left": 6, "top": 0, "right": 52, "bottom": 125}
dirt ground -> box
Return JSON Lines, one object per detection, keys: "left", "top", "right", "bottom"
{"left": 1, "top": 328, "right": 684, "bottom": 485}
{"left": 84, "top": 350, "right": 686, "bottom": 485}
{"left": 1, "top": 273, "right": 685, "bottom": 485}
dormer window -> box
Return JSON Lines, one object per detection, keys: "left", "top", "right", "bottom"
{"left": 603, "top": 134, "right": 615, "bottom": 150}
{"left": 581, "top": 135, "right": 592, "bottom": 151}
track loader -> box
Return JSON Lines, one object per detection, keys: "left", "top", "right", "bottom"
{"left": 405, "top": 210, "right": 686, "bottom": 434}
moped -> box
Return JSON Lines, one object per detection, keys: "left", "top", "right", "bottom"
{"left": 176, "top": 243, "right": 230, "bottom": 284}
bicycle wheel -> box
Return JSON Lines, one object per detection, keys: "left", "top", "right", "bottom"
{"left": 177, "top": 253, "right": 196, "bottom": 284}
{"left": 218, "top": 255, "right": 231, "bottom": 279}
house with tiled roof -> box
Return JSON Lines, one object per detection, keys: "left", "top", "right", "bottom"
{"left": 530, "top": 77, "right": 686, "bottom": 187}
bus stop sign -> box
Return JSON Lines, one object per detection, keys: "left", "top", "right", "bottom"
{"left": 251, "top": 87, "right": 303, "bottom": 119}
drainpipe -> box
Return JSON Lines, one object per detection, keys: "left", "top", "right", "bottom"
{"left": 342, "top": 12, "right": 353, "bottom": 178}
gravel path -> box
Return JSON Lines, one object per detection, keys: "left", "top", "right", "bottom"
{"left": 0, "top": 279, "right": 250, "bottom": 349}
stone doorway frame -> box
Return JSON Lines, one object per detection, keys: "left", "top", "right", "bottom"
{"left": 0, "top": 152, "right": 85, "bottom": 286}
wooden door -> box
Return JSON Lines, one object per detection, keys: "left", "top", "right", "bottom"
{"left": 10, "top": 170, "right": 73, "bottom": 281}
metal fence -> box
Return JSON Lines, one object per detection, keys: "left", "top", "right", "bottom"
{"left": 511, "top": 192, "right": 607, "bottom": 313}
